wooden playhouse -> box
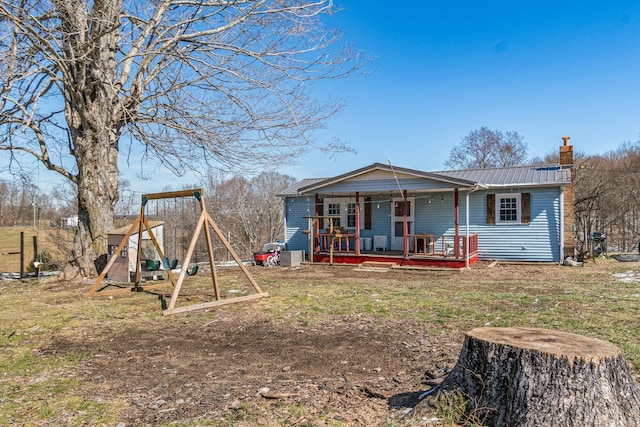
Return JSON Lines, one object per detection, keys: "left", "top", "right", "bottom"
{"left": 106, "top": 221, "right": 165, "bottom": 282}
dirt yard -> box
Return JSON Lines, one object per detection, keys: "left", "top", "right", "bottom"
{"left": 55, "top": 312, "right": 461, "bottom": 426}
{"left": 36, "top": 265, "right": 472, "bottom": 426}
{"left": 6, "top": 260, "right": 640, "bottom": 426}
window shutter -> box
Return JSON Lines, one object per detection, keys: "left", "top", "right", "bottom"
{"left": 364, "top": 197, "right": 372, "bottom": 230}
{"left": 317, "top": 198, "right": 324, "bottom": 229}
{"left": 486, "top": 194, "right": 495, "bottom": 225}
{"left": 521, "top": 193, "right": 531, "bottom": 224}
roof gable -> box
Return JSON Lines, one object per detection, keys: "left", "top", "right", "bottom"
{"left": 297, "top": 163, "right": 478, "bottom": 194}
{"left": 281, "top": 163, "right": 571, "bottom": 197}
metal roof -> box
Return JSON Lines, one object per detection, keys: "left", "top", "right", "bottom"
{"left": 279, "top": 164, "right": 571, "bottom": 196}
{"left": 435, "top": 165, "right": 571, "bottom": 187}
{"left": 278, "top": 178, "right": 326, "bottom": 197}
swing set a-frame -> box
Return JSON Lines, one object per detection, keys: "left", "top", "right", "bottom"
{"left": 87, "top": 188, "right": 267, "bottom": 315}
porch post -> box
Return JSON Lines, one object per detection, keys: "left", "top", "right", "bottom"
{"left": 314, "top": 193, "right": 321, "bottom": 255}
{"left": 355, "top": 192, "right": 361, "bottom": 255}
{"left": 403, "top": 190, "right": 409, "bottom": 257}
{"left": 466, "top": 191, "right": 470, "bottom": 268}
{"left": 454, "top": 188, "right": 460, "bottom": 258}
{"left": 308, "top": 216, "right": 314, "bottom": 264}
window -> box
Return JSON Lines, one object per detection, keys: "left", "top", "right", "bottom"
{"left": 323, "top": 198, "right": 364, "bottom": 230}
{"left": 496, "top": 193, "right": 521, "bottom": 224}
{"left": 394, "top": 221, "right": 413, "bottom": 237}
{"left": 327, "top": 202, "right": 341, "bottom": 228}
{"left": 346, "top": 203, "right": 356, "bottom": 228}
{"left": 394, "top": 200, "right": 411, "bottom": 217}
{"left": 364, "top": 197, "right": 372, "bottom": 229}
{"left": 109, "top": 244, "right": 128, "bottom": 258}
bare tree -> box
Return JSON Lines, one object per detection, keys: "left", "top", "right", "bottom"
{"left": 573, "top": 155, "right": 612, "bottom": 255}
{"left": 529, "top": 149, "right": 587, "bottom": 166}
{"left": 445, "top": 127, "right": 528, "bottom": 169}
{"left": 200, "top": 169, "right": 294, "bottom": 258}
{"left": 217, "top": 176, "right": 257, "bottom": 255}
{"left": 114, "top": 179, "right": 137, "bottom": 217}
{"left": 250, "top": 171, "right": 296, "bottom": 244}
{"left": 0, "top": 181, "right": 7, "bottom": 227}
{"left": 0, "top": 0, "right": 360, "bottom": 276}
{"left": 573, "top": 141, "right": 640, "bottom": 255}
{"left": 611, "top": 143, "right": 640, "bottom": 251}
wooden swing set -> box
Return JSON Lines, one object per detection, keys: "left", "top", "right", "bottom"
{"left": 303, "top": 215, "right": 341, "bottom": 264}
{"left": 87, "top": 188, "right": 267, "bottom": 315}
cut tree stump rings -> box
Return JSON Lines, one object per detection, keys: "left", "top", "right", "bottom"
{"left": 438, "top": 327, "right": 640, "bottom": 426}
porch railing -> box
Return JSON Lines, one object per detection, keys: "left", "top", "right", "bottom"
{"left": 316, "top": 232, "right": 357, "bottom": 252}
{"left": 315, "top": 232, "right": 479, "bottom": 259}
{"left": 434, "top": 233, "right": 479, "bottom": 258}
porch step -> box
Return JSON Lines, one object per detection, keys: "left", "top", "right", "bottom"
{"left": 361, "top": 261, "right": 399, "bottom": 269}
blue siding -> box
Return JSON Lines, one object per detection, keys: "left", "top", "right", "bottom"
{"left": 365, "top": 199, "right": 392, "bottom": 249}
{"left": 284, "top": 197, "right": 313, "bottom": 252}
{"left": 411, "top": 189, "right": 561, "bottom": 261}
{"left": 465, "top": 189, "right": 560, "bottom": 262}
{"left": 283, "top": 197, "right": 394, "bottom": 251}
{"left": 283, "top": 187, "right": 563, "bottom": 262}
{"left": 414, "top": 193, "right": 457, "bottom": 235}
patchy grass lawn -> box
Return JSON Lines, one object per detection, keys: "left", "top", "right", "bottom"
{"left": 0, "top": 227, "right": 72, "bottom": 273}
{"left": 1, "top": 258, "right": 639, "bottom": 426}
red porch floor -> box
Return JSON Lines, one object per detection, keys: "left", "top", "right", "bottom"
{"left": 310, "top": 251, "right": 479, "bottom": 269}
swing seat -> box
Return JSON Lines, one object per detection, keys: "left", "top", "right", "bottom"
{"left": 162, "top": 257, "right": 178, "bottom": 270}
{"left": 185, "top": 265, "right": 199, "bottom": 276}
{"left": 145, "top": 259, "right": 161, "bottom": 271}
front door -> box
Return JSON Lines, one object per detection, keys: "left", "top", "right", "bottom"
{"left": 391, "top": 197, "right": 414, "bottom": 250}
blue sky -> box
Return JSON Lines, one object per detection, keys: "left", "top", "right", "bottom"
{"left": 282, "top": 0, "right": 640, "bottom": 181}
{"left": 6, "top": 1, "right": 640, "bottom": 195}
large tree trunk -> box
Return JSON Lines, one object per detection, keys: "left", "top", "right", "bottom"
{"left": 73, "top": 135, "right": 119, "bottom": 277}
{"left": 71, "top": 93, "right": 121, "bottom": 276}
{"left": 58, "top": 0, "right": 122, "bottom": 277}
{"left": 438, "top": 327, "right": 640, "bottom": 426}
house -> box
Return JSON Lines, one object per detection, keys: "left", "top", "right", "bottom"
{"left": 61, "top": 215, "right": 78, "bottom": 228}
{"left": 106, "top": 221, "right": 165, "bottom": 281}
{"left": 279, "top": 140, "right": 575, "bottom": 268}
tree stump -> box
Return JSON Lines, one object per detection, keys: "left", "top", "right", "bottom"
{"left": 438, "top": 327, "right": 640, "bottom": 426}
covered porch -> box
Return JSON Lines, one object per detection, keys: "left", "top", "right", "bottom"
{"left": 311, "top": 233, "right": 479, "bottom": 268}
{"left": 303, "top": 187, "right": 480, "bottom": 269}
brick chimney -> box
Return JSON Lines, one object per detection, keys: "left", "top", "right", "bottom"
{"left": 560, "top": 136, "right": 573, "bottom": 167}
{"left": 560, "top": 136, "right": 575, "bottom": 260}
